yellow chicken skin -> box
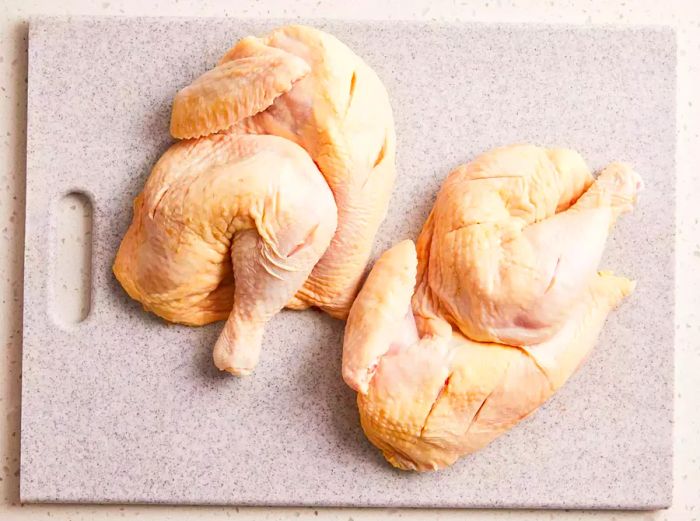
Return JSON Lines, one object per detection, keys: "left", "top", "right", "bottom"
{"left": 114, "top": 133, "right": 337, "bottom": 375}
{"left": 343, "top": 145, "right": 641, "bottom": 471}
{"left": 170, "top": 25, "right": 396, "bottom": 319}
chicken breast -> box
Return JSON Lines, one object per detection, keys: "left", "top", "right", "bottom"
{"left": 342, "top": 145, "right": 641, "bottom": 471}
{"left": 114, "top": 132, "right": 337, "bottom": 375}
{"left": 170, "top": 25, "right": 396, "bottom": 319}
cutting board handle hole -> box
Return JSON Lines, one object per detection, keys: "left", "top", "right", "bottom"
{"left": 52, "top": 192, "right": 93, "bottom": 325}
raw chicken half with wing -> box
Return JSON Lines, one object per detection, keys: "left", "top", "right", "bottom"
{"left": 114, "top": 25, "right": 395, "bottom": 375}
{"left": 343, "top": 145, "right": 642, "bottom": 471}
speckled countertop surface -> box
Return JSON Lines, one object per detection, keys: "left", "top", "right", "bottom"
{"left": 1, "top": 1, "right": 699, "bottom": 520}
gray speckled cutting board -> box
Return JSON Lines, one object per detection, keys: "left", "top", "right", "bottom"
{"left": 21, "top": 17, "right": 675, "bottom": 508}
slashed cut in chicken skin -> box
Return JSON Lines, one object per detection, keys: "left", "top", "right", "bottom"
{"left": 114, "top": 133, "right": 336, "bottom": 375}
{"left": 343, "top": 145, "right": 641, "bottom": 471}
{"left": 171, "top": 25, "right": 397, "bottom": 319}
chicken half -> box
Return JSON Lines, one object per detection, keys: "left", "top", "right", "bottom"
{"left": 171, "top": 25, "right": 396, "bottom": 319}
{"left": 115, "top": 25, "right": 394, "bottom": 374}
{"left": 342, "top": 145, "right": 641, "bottom": 471}
{"left": 114, "top": 133, "right": 337, "bottom": 375}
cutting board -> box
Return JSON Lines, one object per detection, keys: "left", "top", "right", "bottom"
{"left": 21, "top": 17, "right": 675, "bottom": 508}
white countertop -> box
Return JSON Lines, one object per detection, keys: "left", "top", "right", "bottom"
{"left": 1, "top": 0, "right": 698, "bottom": 519}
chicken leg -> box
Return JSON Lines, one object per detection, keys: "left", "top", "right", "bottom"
{"left": 114, "top": 132, "right": 337, "bottom": 375}
{"left": 414, "top": 145, "right": 641, "bottom": 345}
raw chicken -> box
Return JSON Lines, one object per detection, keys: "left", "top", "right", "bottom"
{"left": 114, "top": 133, "right": 337, "bottom": 375}
{"left": 170, "top": 25, "right": 396, "bottom": 319}
{"left": 343, "top": 145, "right": 641, "bottom": 471}
{"left": 115, "top": 25, "right": 393, "bottom": 374}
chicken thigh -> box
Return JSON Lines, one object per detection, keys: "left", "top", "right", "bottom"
{"left": 343, "top": 145, "right": 641, "bottom": 471}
